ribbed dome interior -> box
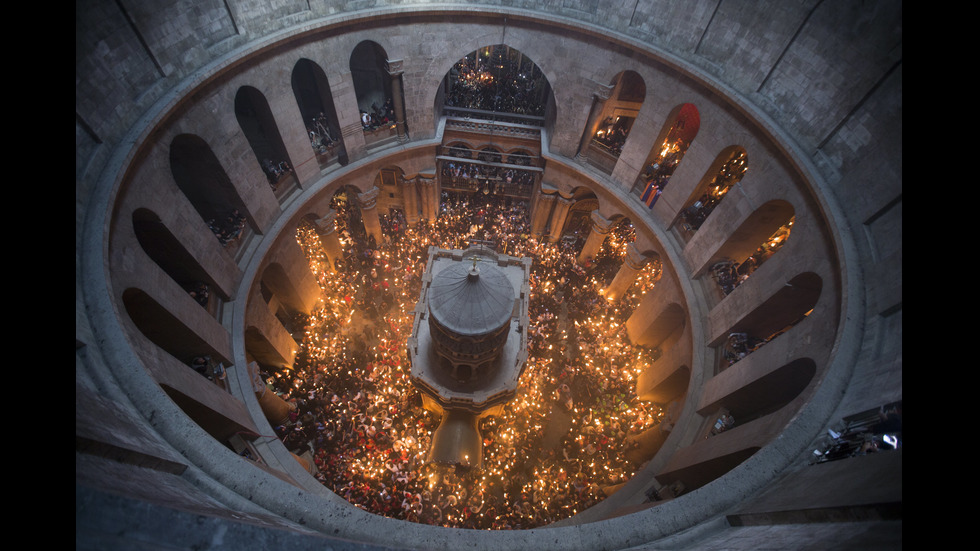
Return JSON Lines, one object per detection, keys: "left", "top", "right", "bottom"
{"left": 428, "top": 259, "right": 515, "bottom": 336}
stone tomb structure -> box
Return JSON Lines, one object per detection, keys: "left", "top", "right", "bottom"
{"left": 408, "top": 245, "right": 531, "bottom": 470}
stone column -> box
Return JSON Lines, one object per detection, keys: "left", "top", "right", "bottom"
{"left": 400, "top": 176, "right": 421, "bottom": 225}
{"left": 419, "top": 175, "right": 439, "bottom": 224}
{"left": 313, "top": 209, "right": 343, "bottom": 272}
{"left": 357, "top": 186, "right": 384, "bottom": 246}
{"left": 386, "top": 59, "right": 408, "bottom": 142}
{"left": 547, "top": 196, "right": 574, "bottom": 243}
{"left": 577, "top": 210, "right": 615, "bottom": 264}
{"left": 576, "top": 82, "right": 615, "bottom": 159}
{"left": 530, "top": 184, "right": 557, "bottom": 237}
{"left": 605, "top": 243, "right": 650, "bottom": 301}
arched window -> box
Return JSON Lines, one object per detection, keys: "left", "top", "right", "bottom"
{"left": 677, "top": 146, "right": 748, "bottom": 236}
{"left": 169, "top": 134, "right": 252, "bottom": 252}
{"left": 719, "top": 272, "right": 820, "bottom": 371}
{"left": 635, "top": 103, "right": 700, "bottom": 208}
{"left": 350, "top": 41, "right": 404, "bottom": 145}
{"left": 440, "top": 44, "right": 551, "bottom": 124}
{"left": 478, "top": 146, "right": 502, "bottom": 164}
{"left": 132, "top": 208, "right": 221, "bottom": 314}
{"left": 579, "top": 70, "right": 646, "bottom": 174}
{"left": 234, "top": 86, "right": 298, "bottom": 196}
{"left": 244, "top": 325, "right": 294, "bottom": 370}
{"left": 708, "top": 201, "right": 795, "bottom": 297}
{"left": 561, "top": 197, "right": 599, "bottom": 246}
{"left": 447, "top": 142, "right": 474, "bottom": 159}
{"left": 702, "top": 358, "right": 817, "bottom": 438}
{"left": 291, "top": 59, "right": 347, "bottom": 166}
{"left": 121, "top": 287, "right": 243, "bottom": 436}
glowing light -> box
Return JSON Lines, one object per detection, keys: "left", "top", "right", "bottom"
{"left": 280, "top": 195, "right": 664, "bottom": 530}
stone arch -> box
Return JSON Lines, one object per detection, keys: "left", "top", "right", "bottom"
{"left": 635, "top": 102, "right": 701, "bottom": 208}
{"left": 350, "top": 40, "right": 407, "bottom": 144}
{"left": 244, "top": 325, "right": 294, "bottom": 371}
{"left": 634, "top": 302, "right": 687, "bottom": 351}
{"left": 291, "top": 58, "right": 348, "bottom": 167}
{"left": 169, "top": 133, "right": 253, "bottom": 251}
{"left": 638, "top": 363, "right": 690, "bottom": 405}
{"left": 446, "top": 140, "right": 475, "bottom": 158}
{"left": 505, "top": 148, "right": 534, "bottom": 166}
{"left": 701, "top": 199, "right": 796, "bottom": 285}
{"left": 477, "top": 145, "right": 502, "bottom": 164}
{"left": 578, "top": 70, "right": 646, "bottom": 174}
{"left": 260, "top": 262, "right": 313, "bottom": 318}
{"left": 350, "top": 40, "right": 392, "bottom": 115}
{"left": 701, "top": 358, "right": 817, "bottom": 424}
{"left": 234, "top": 85, "right": 299, "bottom": 196}
{"left": 559, "top": 188, "right": 599, "bottom": 240}
{"left": 656, "top": 446, "right": 761, "bottom": 493}
{"left": 121, "top": 287, "right": 228, "bottom": 366}
{"left": 674, "top": 145, "right": 749, "bottom": 236}
{"left": 132, "top": 208, "right": 224, "bottom": 309}
{"left": 437, "top": 43, "right": 553, "bottom": 126}
{"left": 717, "top": 272, "right": 822, "bottom": 370}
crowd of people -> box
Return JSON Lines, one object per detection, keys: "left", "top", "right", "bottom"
{"left": 207, "top": 209, "right": 247, "bottom": 247}
{"left": 638, "top": 144, "right": 686, "bottom": 208}
{"left": 709, "top": 217, "right": 793, "bottom": 298}
{"left": 440, "top": 161, "right": 537, "bottom": 194}
{"left": 812, "top": 403, "right": 902, "bottom": 464}
{"left": 257, "top": 190, "right": 667, "bottom": 529}
{"left": 710, "top": 258, "right": 753, "bottom": 296}
{"left": 361, "top": 97, "right": 396, "bottom": 130}
{"left": 722, "top": 331, "right": 769, "bottom": 368}
{"left": 590, "top": 116, "right": 633, "bottom": 156}
{"left": 308, "top": 111, "right": 340, "bottom": 156}
{"left": 679, "top": 151, "right": 747, "bottom": 231}
{"left": 190, "top": 354, "right": 225, "bottom": 383}
{"left": 186, "top": 282, "right": 210, "bottom": 308}
{"left": 444, "top": 52, "right": 547, "bottom": 117}
{"left": 261, "top": 158, "right": 292, "bottom": 190}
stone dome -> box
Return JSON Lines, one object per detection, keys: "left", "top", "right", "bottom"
{"left": 428, "top": 259, "right": 515, "bottom": 337}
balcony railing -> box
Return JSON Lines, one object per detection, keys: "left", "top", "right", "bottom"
{"left": 443, "top": 105, "right": 545, "bottom": 127}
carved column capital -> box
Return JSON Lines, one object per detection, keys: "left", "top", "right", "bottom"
{"left": 386, "top": 59, "right": 404, "bottom": 77}
{"left": 357, "top": 186, "right": 380, "bottom": 210}
{"left": 313, "top": 209, "right": 338, "bottom": 235}
{"left": 592, "top": 81, "right": 615, "bottom": 101}
{"left": 623, "top": 243, "right": 651, "bottom": 271}
{"left": 590, "top": 211, "right": 616, "bottom": 235}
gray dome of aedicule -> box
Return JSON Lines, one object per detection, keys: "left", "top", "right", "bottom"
{"left": 428, "top": 257, "right": 515, "bottom": 337}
